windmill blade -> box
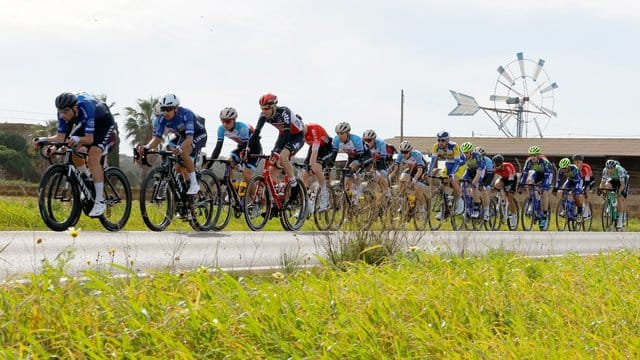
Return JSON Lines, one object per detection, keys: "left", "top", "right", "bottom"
{"left": 541, "top": 106, "right": 557, "bottom": 117}
{"left": 540, "top": 82, "right": 558, "bottom": 94}
{"left": 532, "top": 58, "right": 545, "bottom": 82}
{"left": 489, "top": 95, "right": 511, "bottom": 102}
{"left": 526, "top": 98, "right": 552, "bottom": 116}
{"left": 533, "top": 118, "right": 544, "bottom": 138}
{"left": 497, "top": 66, "right": 515, "bottom": 86}
{"left": 497, "top": 113, "right": 515, "bottom": 137}
{"left": 517, "top": 52, "right": 526, "bottom": 79}
{"left": 448, "top": 90, "right": 480, "bottom": 116}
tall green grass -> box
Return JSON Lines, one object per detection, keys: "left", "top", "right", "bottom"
{"left": 1, "top": 245, "right": 639, "bottom": 357}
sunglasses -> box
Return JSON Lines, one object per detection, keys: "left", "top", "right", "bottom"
{"left": 401, "top": 150, "right": 410, "bottom": 154}
{"left": 337, "top": 132, "right": 347, "bottom": 135}
{"left": 221, "top": 119, "right": 234, "bottom": 124}
{"left": 161, "top": 106, "right": 175, "bottom": 112}
{"left": 261, "top": 106, "right": 272, "bottom": 110}
{"left": 437, "top": 139, "right": 447, "bottom": 143}
{"left": 58, "top": 107, "right": 73, "bottom": 115}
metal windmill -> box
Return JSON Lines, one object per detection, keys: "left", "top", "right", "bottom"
{"left": 449, "top": 52, "right": 558, "bottom": 138}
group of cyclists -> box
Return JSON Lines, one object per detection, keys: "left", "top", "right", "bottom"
{"left": 33, "top": 91, "right": 631, "bottom": 231}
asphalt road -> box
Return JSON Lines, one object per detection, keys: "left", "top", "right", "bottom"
{"left": 1, "top": 230, "right": 640, "bottom": 280}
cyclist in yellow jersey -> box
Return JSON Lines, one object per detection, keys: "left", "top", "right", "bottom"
{"left": 427, "top": 130, "right": 465, "bottom": 214}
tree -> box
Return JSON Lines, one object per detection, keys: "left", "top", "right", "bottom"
{"left": 124, "top": 97, "right": 159, "bottom": 149}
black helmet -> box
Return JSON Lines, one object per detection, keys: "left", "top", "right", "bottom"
{"left": 571, "top": 154, "right": 584, "bottom": 161}
{"left": 492, "top": 154, "right": 504, "bottom": 165}
{"left": 55, "top": 92, "right": 77, "bottom": 110}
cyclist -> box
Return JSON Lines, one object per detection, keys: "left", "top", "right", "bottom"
{"left": 517, "top": 145, "right": 553, "bottom": 229}
{"left": 362, "top": 129, "right": 390, "bottom": 193}
{"left": 476, "top": 146, "right": 495, "bottom": 217}
{"left": 138, "top": 93, "right": 208, "bottom": 195}
{"left": 572, "top": 154, "right": 593, "bottom": 218}
{"left": 249, "top": 93, "right": 305, "bottom": 202}
{"left": 600, "top": 159, "right": 629, "bottom": 229}
{"left": 387, "top": 140, "right": 427, "bottom": 211}
{"left": 208, "top": 107, "right": 262, "bottom": 190}
{"left": 553, "top": 157, "right": 586, "bottom": 219}
{"left": 325, "top": 122, "right": 370, "bottom": 204}
{"left": 459, "top": 142, "right": 489, "bottom": 220}
{"left": 302, "top": 122, "right": 332, "bottom": 211}
{"left": 492, "top": 154, "right": 518, "bottom": 228}
{"left": 426, "top": 130, "right": 464, "bottom": 214}
{"left": 34, "top": 92, "right": 117, "bottom": 217}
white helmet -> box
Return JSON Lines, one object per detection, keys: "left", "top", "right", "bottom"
{"left": 335, "top": 122, "right": 351, "bottom": 133}
{"left": 160, "top": 93, "right": 180, "bottom": 107}
{"left": 362, "top": 129, "right": 377, "bottom": 140}
{"left": 153, "top": 102, "right": 162, "bottom": 116}
{"left": 219, "top": 107, "right": 238, "bottom": 119}
{"left": 399, "top": 140, "right": 413, "bottom": 152}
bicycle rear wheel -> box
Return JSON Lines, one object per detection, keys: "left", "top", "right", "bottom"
{"left": 428, "top": 191, "right": 445, "bottom": 231}
{"left": 244, "top": 176, "right": 271, "bottom": 231}
{"left": 507, "top": 201, "right": 520, "bottom": 231}
{"left": 450, "top": 195, "right": 466, "bottom": 231}
{"left": 213, "top": 183, "right": 233, "bottom": 231}
{"left": 582, "top": 202, "right": 592, "bottom": 231}
{"left": 198, "top": 169, "right": 223, "bottom": 231}
{"left": 555, "top": 200, "right": 568, "bottom": 231}
{"left": 521, "top": 197, "right": 535, "bottom": 231}
{"left": 329, "top": 189, "right": 348, "bottom": 231}
{"left": 140, "top": 168, "right": 174, "bottom": 231}
{"left": 313, "top": 189, "right": 337, "bottom": 231}
{"left": 99, "top": 167, "right": 132, "bottom": 232}
{"left": 38, "top": 164, "right": 82, "bottom": 231}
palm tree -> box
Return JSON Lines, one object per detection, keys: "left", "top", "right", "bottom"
{"left": 123, "top": 97, "right": 159, "bottom": 149}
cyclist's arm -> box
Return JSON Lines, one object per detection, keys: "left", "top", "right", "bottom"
{"left": 248, "top": 117, "right": 265, "bottom": 148}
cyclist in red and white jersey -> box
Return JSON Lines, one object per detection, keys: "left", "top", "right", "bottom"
{"left": 302, "top": 122, "right": 332, "bottom": 211}
{"left": 492, "top": 154, "right": 518, "bottom": 228}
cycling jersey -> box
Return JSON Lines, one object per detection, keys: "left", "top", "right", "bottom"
{"left": 519, "top": 155, "right": 553, "bottom": 190}
{"left": 57, "top": 93, "right": 117, "bottom": 152}
{"left": 304, "top": 123, "right": 331, "bottom": 151}
{"left": 427, "top": 140, "right": 463, "bottom": 174}
{"left": 332, "top": 134, "right": 366, "bottom": 159}
{"left": 555, "top": 164, "right": 583, "bottom": 193}
{"left": 602, "top": 165, "right": 628, "bottom": 182}
{"left": 210, "top": 121, "right": 254, "bottom": 159}
{"left": 482, "top": 155, "right": 494, "bottom": 173}
{"left": 579, "top": 163, "right": 593, "bottom": 181}
{"left": 463, "top": 151, "right": 485, "bottom": 171}
{"left": 154, "top": 106, "right": 207, "bottom": 140}
{"left": 495, "top": 162, "right": 517, "bottom": 180}
{"left": 367, "top": 138, "right": 388, "bottom": 161}
{"left": 395, "top": 149, "right": 426, "bottom": 171}
{"left": 250, "top": 106, "right": 304, "bottom": 154}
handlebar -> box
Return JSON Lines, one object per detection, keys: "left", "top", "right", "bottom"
{"left": 35, "top": 139, "right": 88, "bottom": 164}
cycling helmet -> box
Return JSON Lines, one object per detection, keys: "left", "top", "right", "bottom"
{"left": 399, "top": 140, "right": 413, "bottom": 152}
{"left": 362, "top": 129, "right": 377, "bottom": 140}
{"left": 219, "top": 107, "right": 238, "bottom": 119}
{"left": 492, "top": 154, "right": 504, "bottom": 165}
{"left": 558, "top": 158, "right": 571, "bottom": 169}
{"left": 335, "top": 122, "right": 351, "bottom": 133}
{"left": 571, "top": 154, "right": 584, "bottom": 161}
{"left": 460, "top": 142, "right": 474, "bottom": 153}
{"left": 475, "top": 146, "right": 486, "bottom": 155}
{"left": 436, "top": 130, "right": 449, "bottom": 140}
{"left": 55, "top": 92, "right": 77, "bottom": 110}
{"left": 259, "top": 93, "right": 278, "bottom": 106}
{"left": 605, "top": 159, "right": 617, "bottom": 168}
{"left": 528, "top": 145, "right": 541, "bottom": 155}
{"left": 160, "top": 93, "right": 180, "bottom": 107}
{"left": 153, "top": 103, "right": 162, "bottom": 117}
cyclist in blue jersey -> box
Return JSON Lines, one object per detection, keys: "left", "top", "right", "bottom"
{"left": 460, "top": 142, "right": 489, "bottom": 220}
{"left": 476, "top": 146, "right": 495, "bottom": 218}
{"left": 553, "top": 157, "right": 587, "bottom": 219}
{"left": 517, "top": 145, "right": 553, "bottom": 229}
{"left": 138, "top": 93, "right": 208, "bottom": 195}
{"left": 388, "top": 140, "right": 427, "bottom": 211}
{"left": 249, "top": 93, "right": 305, "bottom": 202}
{"left": 34, "top": 92, "right": 117, "bottom": 217}
{"left": 600, "top": 159, "right": 630, "bottom": 229}
{"left": 207, "top": 107, "right": 262, "bottom": 186}
{"left": 362, "top": 129, "right": 390, "bottom": 192}
{"left": 325, "top": 122, "right": 371, "bottom": 203}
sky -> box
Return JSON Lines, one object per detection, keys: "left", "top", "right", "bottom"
{"left": 1, "top": 0, "right": 639, "bottom": 156}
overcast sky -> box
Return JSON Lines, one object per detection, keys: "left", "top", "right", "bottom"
{"left": 1, "top": 0, "right": 639, "bottom": 156}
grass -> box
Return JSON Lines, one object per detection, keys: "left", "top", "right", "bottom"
{"left": 2, "top": 195, "right": 637, "bottom": 232}
{"left": 1, "top": 243, "right": 639, "bottom": 357}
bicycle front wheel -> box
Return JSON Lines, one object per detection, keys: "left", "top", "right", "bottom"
{"left": 99, "top": 167, "right": 132, "bottom": 232}
{"left": 188, "top": 174, "right": 217, "bottom": 231}
{"left": 601, "top": 202, "right": 615, "bottom": 231}
{"left": 244, "top": 176, "right": 271, "bottom": 231}
{"left": 313, "top": 189, "right": 337, "bottom": 231}
{"left": 38, "top": 164, "right": 82, "bottom": 231}
{"left": 555, "top": 200, "right": 568, "bottom": 231}
{"left": 521, "top": 197, "right": 535, "bottom": 231}
{"left": 281, "top": 180, "right": 307, "bottom": 231}
{"left": 213, "top": 182, "right": 233, "bottom": 231}
{"left": 140, "top": 168, "right": 175, "bottom": 231}
{"left": 428, "top": 191, "right": 445, "bottom": 231}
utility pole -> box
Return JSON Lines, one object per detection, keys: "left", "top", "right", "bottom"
{"left": 400, "top": 89, "right": 404, "bottom": 142}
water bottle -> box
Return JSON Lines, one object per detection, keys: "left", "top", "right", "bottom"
{"left": 232, "top": 179, "right": 239, "bottom": 192}
{"left": 276, "top": 181, "right": 286, "bottom": 197}
{"left": 408, "top": 194, "right": 416, "bottom": 208}
{"left": 238, "top": 180, "right": 247, "bottom": 197}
